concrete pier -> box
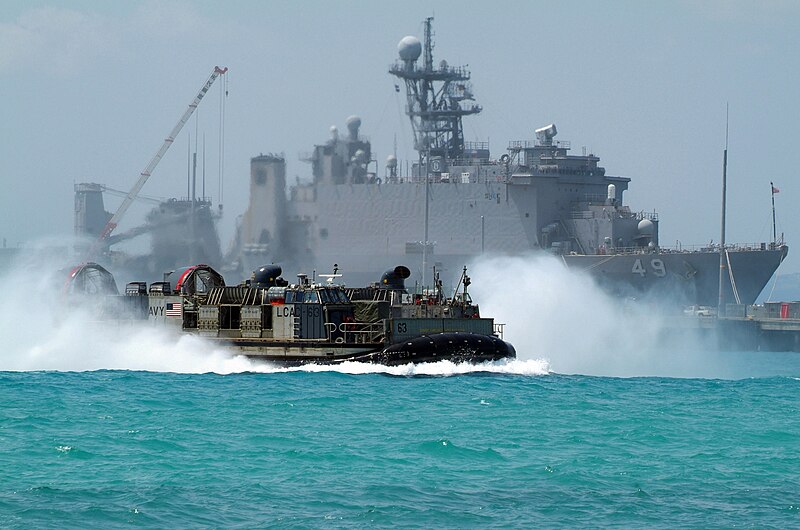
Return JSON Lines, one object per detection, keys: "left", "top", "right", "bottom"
{"left": 667, "top": 303, "right": 800, "bottom": 352}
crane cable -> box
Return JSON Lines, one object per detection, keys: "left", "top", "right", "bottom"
{"left": 218, "top": 72, "right": 228, "bottom": 206}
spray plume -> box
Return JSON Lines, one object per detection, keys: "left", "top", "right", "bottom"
{"left": 468, "top": 253, "right": 729, "bottom": 377}
{"left": 0, "top": 243, "right": 547, "bottom": 377}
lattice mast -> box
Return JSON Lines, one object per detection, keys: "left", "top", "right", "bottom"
{"left": 389, "top": 17, "right": 481, "bottom": 167}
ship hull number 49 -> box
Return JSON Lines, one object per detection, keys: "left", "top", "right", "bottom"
{"left": 632, "top": 258, "right": 666, "bottom": 277}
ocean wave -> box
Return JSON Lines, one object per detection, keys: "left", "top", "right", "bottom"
{"left": 258, "top": 357, "right": 551, "bottom": 377}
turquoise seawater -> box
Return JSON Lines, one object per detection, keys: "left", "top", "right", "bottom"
{"left": 2, "top": 256, "right": 800, "bottom": 527}
{"left": 2, "top": 361, "right": 800, "bottom": 528}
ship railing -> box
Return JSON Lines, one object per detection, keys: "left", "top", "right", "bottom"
{"left": 391, "top": 168, "right": 503, "bottom": 184}
{"left": 569, "top": 206, "right": 660, "bottom": 221}
{"left": 582, "top": 193, "right": 608, "bottom": 204}
{"left": 660, "top": 241, "right": 785, "bottom": 253}
{"left": 388, "top": 62, "right": 472, "bottom": 79}
{"left": 570, "top": 211, "right": 595, "bottom": 220}
{"left": 446, "top": 157, "right": 497, "bottom": 166}
{"left": 323, "top": 321, "right": 385, "bottom": 344}
{"left": 391, "top": 175, "right": 432, "bottom": 184}
{"left": 176, "top": 196, "right": 214, "bottom": 206}
{"left": 508, "top": 139, "right": 571, "bottom": 149}
{"left": 601, "top": 241, "right": 783, "bottom": 255}
{"left": 639, "top": 211, "right": 659, "bottom": 221}
{"left": 599, "top": 246, "right": 661, "bottom": 255}
{"left": 493, "top": 323, "right": 505, "bottom": 340}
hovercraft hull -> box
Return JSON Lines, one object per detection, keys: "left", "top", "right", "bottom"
{"left": 210, "top": 331, "right": 515, "bottom": 366}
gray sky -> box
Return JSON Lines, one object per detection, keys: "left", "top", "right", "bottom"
{"left": 2, "top": 1, "right": 799, "bottom": 271}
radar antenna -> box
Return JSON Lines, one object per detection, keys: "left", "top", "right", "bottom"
{"left": 389, "top": 17, "right": 481, "bottom": 167}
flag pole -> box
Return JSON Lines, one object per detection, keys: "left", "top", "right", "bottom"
{"left": 771, "top": 181, "right": 777, "bottom": 244}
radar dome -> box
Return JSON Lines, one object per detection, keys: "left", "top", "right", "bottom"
{"left": 398, "top": 36, "right": 422, "bottom": 61}
{"left": 638, "top": 219, "right": 655, "bottom": 236}
{"left": 345, "top": 115, "right": 361, "bottom": 139}
{"left": 386, "top": 154, "right": 398, "bottom": 168}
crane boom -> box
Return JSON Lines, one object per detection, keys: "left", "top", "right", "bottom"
{"left": 98, "top": 184, "right": 163, "bottom": 205}
{"left": 87, "top": 66, "right": 227, "bottom": 259}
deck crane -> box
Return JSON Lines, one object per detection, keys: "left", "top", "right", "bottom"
{"left": 85, "top": 66, "right": 227, "bottom": 261}
{"left": 98, "top": 184, "right": 163, "bottom": 205}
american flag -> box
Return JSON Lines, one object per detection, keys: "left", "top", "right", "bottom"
{"left": 166, "top": 302, "right": 182, "bottom": 317}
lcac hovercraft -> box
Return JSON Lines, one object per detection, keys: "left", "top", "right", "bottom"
{"left": 141, "top": 263, "right": 514, "bottom": 366}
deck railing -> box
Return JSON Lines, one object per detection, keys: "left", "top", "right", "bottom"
{"left": 597, "top": 241, "right": 784, "bottom": 255}
{"left": 323, "top": 321, "right": 385, "bottom": 344}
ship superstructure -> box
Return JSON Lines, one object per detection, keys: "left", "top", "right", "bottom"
{"left": 74, "top": 183, "right": 223, "bottom": 278}
{"left": 225, "top": 19, "right": 788, "bottom": 307}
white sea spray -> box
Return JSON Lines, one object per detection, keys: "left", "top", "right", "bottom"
{"left": 468, "top": 253, "right": 727, "bottom": 377}
{"left": 0, "top": 243, "right": 547, "bottom": 376}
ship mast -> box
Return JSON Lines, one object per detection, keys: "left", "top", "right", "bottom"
{"left": 389, "top": 17, "right": 482, "bottom": 170}
{"left": 771, "top": 181, "right": 778, "bottom": 244}
{"left": 718, "top": 106, "right": 729, "bottom": 316}
{"left": 390, "top": 18, "right": 481, "bottom": 285}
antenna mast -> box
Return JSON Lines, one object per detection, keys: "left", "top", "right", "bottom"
{"left": 389, "top": 17, "right": 481, "bottom": 171}
{"left": 718, "top": 105, "right": 729, "bottom": 316}
{"left": 771, "top": 181, "right": 778, "bottom": 244}
{"left": 390, "top": 18, "right": 482, "bottom": 285}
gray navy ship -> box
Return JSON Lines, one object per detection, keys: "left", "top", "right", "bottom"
{"left": 226, "top": 18, "right": 787, "bottom": 307}
{"left": 70, "top": 19, "right": 784, "bottom": 309}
